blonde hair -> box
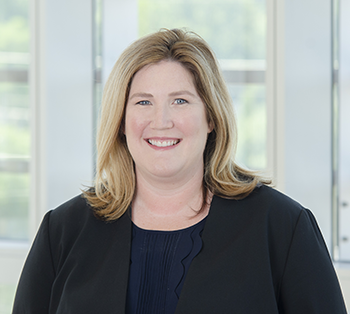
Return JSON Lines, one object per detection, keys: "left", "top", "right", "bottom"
{"left": 84, "top": 28, "right": 270, "bottom": 220}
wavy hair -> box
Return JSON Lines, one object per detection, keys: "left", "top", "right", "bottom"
{"left": 84, "top": 28, "right": 270, "bottom": 220}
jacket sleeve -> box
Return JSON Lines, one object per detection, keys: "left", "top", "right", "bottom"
{"left": 278, "top": 209, "right": 347, "bottom": 314}
{"left": 12, "top": 211, "right": 55, "bottom": 314}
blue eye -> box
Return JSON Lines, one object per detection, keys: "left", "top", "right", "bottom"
{"left": 136, "top": 100, "right": 151, "bottom": 105}
{"left": 174, "top": 99, "right": 187, "bottom": 104}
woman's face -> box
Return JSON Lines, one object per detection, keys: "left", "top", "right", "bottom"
{"left": 124, "top": 60, "right": 212, "bottom": 184}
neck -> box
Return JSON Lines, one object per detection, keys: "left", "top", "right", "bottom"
{"left": 131, "top": 168, "right": 211, "bottom": 230}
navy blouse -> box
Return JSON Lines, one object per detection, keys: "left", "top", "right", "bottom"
{"left": 126, "top": 218, "right": 207, "bottom": 314}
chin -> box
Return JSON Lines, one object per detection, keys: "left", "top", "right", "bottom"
{"left": 147, "top": 163, "right": 186, "bottom": 178}
{"left": 151, "top": 167, "right": 181, "bottom": 178}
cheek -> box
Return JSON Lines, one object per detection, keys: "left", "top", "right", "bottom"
{"left": 183, "top": 114, "right": 210, "bottom": 136}
{"left": 124, "top": 113, "right": 147, "bottom": 139}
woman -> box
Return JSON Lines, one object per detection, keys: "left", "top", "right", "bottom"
{"left": 13, "top": 29, "right": 346, "bottom": 314}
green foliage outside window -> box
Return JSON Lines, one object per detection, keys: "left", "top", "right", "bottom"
{"left": 138, "top": 0, "right": 265, "bottom": 60}
{"left": 0, "top": 0, "right": 29, "bottom": 53}
{"left": 0, "top": 0, "right": 30, "bottom": 241}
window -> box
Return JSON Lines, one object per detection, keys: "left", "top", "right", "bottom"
{"left": 0, "top": 0, "right": 30, "bottom": 241}
{"left": 0, "top": 0, "right": 30, "bottom": 311}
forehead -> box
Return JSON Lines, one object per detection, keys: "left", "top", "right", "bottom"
{"left": 129, "top": 60, "right": 196, "bottom": 92}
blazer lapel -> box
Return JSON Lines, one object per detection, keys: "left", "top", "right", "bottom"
{"left": 174, "top": 195, "right": 223, "bottom": 314}
{"left": 109, "top": 209, "right": 132, "bottom": 314}
{"left": 174, "top": 195, "right": 243, "bottom": 314}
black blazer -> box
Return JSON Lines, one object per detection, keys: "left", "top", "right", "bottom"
{"left": 12, "top": 185, "right": 347, "bottom": 313}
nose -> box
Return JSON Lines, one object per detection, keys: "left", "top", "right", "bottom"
{"left": 150, "top": 103, "right": 174, "bottom": 129}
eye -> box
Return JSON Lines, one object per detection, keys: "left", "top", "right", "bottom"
{"left": 174, "top": 98, "right": 187, "bottom": 105}
{"left": 136, "top": 100, "right": 151, "bottom": 105}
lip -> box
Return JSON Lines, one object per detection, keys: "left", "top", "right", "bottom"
{"left": 145, "top": 137, "right": 181, "bottom": 150}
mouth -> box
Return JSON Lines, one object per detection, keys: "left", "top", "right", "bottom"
{"left": 147, "top": 139, "right": 180, "bottom": 147}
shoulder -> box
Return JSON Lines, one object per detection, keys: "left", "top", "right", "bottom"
{"left": 42, "top": 195, "right": 98, "bottom": 255}
{"left": 207, "top": 185, "right": 328, "bottom": 269}
{"left": 43, "top": 195, "right": 110, "bottom": 256}
{"left": 46, "top": 194, "right": 129, "bottom": 238}
{"left": 210, "top": 185, "right": 315, "bottom": 242}
{"left": 213, "top": 185, "right": 306, "bottom": 220}
{"left": 45, "top": 193, "right": 131, "bottom": 237}
{"left": 42, "top": 194, "right": 131, "bottom": 271}
{"left": 246, "top": 184, "right": 308, "bottom": 222}
{"left": 48, "top": 194, "right": 95, "bottom": 226}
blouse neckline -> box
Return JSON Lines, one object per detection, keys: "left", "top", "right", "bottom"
{"left": 131, "top": 215, "right": 208, "bottom": 234}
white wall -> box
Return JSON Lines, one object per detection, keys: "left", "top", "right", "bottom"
{"left": 32, "top": 0, "right": 94, "bottom": 224}
{"left": 273, "top": 0, "right": 332, "bottom": 247}
{"left": 102, "top": 0, "right": 138, "bottom": 86}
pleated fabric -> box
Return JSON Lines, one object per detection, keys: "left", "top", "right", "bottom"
{"left": 126, "top": 218, "right": 206, "bottom": 314}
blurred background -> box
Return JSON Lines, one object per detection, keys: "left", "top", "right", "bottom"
{"left": 0, "top": 0, "right": 349, "bottom": 312}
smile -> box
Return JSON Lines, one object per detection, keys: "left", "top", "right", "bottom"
{"left": 147, "top": 139, "right": 180, "bottom": 147}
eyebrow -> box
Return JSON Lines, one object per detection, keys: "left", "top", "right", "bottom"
{"left": 129, "top": 90, "right": 197, "bottom": 100}
{"left": 168, "top": 90, "right": 197, "bottom": 98}
{"left": 129, "top": 92, "right": 153, "bottom": 100}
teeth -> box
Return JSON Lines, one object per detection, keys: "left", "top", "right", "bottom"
{"left": 148, "top": 139, "right": 179, "bottom": 147}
